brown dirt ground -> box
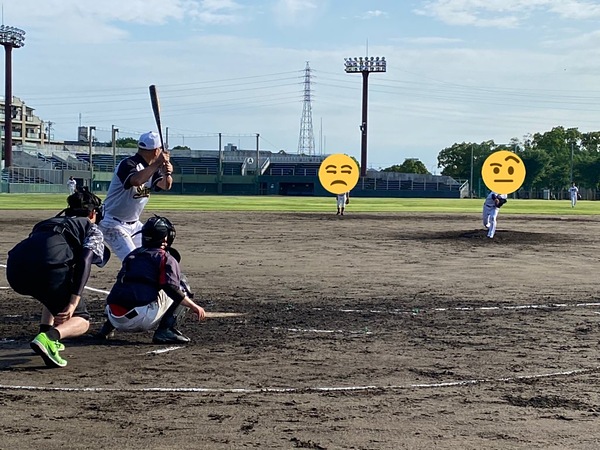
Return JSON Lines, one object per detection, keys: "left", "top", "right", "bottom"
{"left": 1, "top": 209, "right": 600, "bottom": 450}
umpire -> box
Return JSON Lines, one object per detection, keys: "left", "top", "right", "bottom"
{"left": 6, "top": 188, "right": 110, "bottom": 368}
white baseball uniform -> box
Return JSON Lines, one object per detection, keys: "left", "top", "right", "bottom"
{"left": 99, "top": 153, "right": 165, "bottom": 261}
{"left": 569, "top": 184, "right": 579, "bottom": 208}
{"left": 67, "top": 178, "right": 77, "bottom": 195}
{"left": 482, "top": 192, "right": 507, "bottom": 239}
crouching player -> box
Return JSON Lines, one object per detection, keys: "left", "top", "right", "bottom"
{"left": 99, "top": 215, "right": 205, "bottom": 344}
{"left": 6, "top": 188, "right": 109, "bottom": 368}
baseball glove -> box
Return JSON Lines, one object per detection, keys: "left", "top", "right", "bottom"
{"left": 497, "top": 197, "right": 507, "bottom": 208}
{"left": 345, "top": 198, "right": 350, "bottom": 205}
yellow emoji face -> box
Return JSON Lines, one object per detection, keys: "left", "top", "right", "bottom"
{"left": 481, "top": 150, "right": 526, "bottom": 195}
{"left": 318, "top": 154, "right": 360, "bottom": 195}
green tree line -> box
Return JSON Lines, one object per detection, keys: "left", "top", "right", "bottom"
{"left": 435, "top": 126, "right": 600, "bottom": 191}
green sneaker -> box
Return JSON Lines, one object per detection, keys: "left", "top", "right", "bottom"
{"left": 55, "top": 341, "right": 65, "bottom": 352}
{"left": 30, "top": 333, "right": 67, "bottom": 368}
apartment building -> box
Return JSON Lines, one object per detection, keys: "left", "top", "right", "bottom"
{"left": 0, "top": 96, "right": 47, "bottom": 146}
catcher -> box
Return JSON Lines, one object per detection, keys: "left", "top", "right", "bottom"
{"left": 98, "top": 215, "right": 205, "bottom": 344}
{"left": 6, "top": 188, "right": 110, "bottom": 368}
{"left": 336, "top": 191, "right": 350, "bottom": 216}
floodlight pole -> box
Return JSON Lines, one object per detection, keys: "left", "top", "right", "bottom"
{"left": 344, "top": 56, "right": 386, "bottom": 177}
{"left": 0, "top": 25, "right": 26, "bottom": 169}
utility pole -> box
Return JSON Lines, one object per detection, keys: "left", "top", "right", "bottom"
{"left": 470, "top": 144, "right": 474, "bottom": 199}
{"left": 111, "top": 125, "right": 119, "bottom": 171}
{"left": 570, "top": 141, "right": 574, "bottom": 182}
{"left": 46, "top": 121, "right": 53, "bottom": 144}
{"left": 255, "top": 133, "right": 260, "bottom": 194}
{"left": 88, "top": 126, "right": 95, "bottom": 189}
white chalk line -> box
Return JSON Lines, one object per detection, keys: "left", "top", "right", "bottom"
{"left": 273, "top": 327, "right": 372, "bottom": 335}
{"left": 316, "top": 302, "right": 600, "bottom": 316}
{"left": 0, "top": 366, "right": 597, "bottom": 394}
{"left": 145, "top": 346, "right": 184, "bottom": 355}
{"left": 1, "top": 261, "right": 599, "bottom": 316}
{"left": 3, "top": 263, "right": 600, "bottom": 393}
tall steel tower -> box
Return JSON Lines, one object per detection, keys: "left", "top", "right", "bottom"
{"left": 297, "top": 62, "right": 315, "bottom": 155}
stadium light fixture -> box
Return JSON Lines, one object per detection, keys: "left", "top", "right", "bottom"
{"left": 344, "top": 55, "right": 386, "bottom": 177}
{"left": 0, "top": 25, "right": 25, "bottom": 168}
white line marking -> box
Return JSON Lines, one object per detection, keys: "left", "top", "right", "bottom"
{"left": 146, "top": 346, "right": 184, "bottom": 355}
{"left": 0, "top": 367, "right": 596, "bottom": 394}
{"left": 83, "top": 286, "right": 110, "bottom": 294}
{"left": 320, "top": 302, "right": 600, "bottom": 315}
{"left": 273, "top": 327, "right": 373, "bottom": 335}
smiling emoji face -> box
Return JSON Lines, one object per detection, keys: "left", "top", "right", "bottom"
{"left": 481, "top": 150, "right": 526, "bottom": 195}
{"left": 318, "top": 154, "right": 360, "bottom": 195}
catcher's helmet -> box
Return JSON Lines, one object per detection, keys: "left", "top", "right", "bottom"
{"left": 62, "top": 186, "right": 103, "bottom": 222}
{"left": 141, "top": 215, "right": 176, "bottom": 248}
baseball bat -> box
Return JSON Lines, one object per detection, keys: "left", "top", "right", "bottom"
{"left": 149, "top": 84, "right": 166, "bottom": 150}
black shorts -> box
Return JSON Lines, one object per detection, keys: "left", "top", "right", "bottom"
{"left": 7, "top": 262, "right": 90, "bottom": 321}
{"left": 38, "top": 295, "right": 90, "bottom": 321}
{"left": 36, "top": 279, "right": 90, "bottom": 321}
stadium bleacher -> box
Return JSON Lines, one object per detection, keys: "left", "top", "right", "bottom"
{"left": 171, "top": 156, "right": 218, "bottom": 175}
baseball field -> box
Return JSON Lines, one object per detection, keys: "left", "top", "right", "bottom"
{"left": 1, "top": 195, "right": 600, "bottom": 449}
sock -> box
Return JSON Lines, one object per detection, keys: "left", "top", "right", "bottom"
{"left": 39, "top": 324, "right": 52, "bottom": 333}
{"left": 45, "top": 327, "right": 61, "bottom": 341}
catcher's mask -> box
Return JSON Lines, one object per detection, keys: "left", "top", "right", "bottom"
{"left": 140, "top": 215, "right": 176, "bottom": 249}
{"left": 60, "top": 187, "right": 103, "bottom": 223}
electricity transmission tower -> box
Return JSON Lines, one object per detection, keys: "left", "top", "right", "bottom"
{"left": 297, "top": 62, "right": 315, "bottom": 155}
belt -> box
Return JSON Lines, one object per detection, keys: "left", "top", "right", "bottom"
{"left": 109, "top": 304, "right": 139, "bottom": 319}
{"left": 125, "top": 309, "right": 138, "bottom": 319}
{"left": 112, "top": 217, "right": 137, "bottom": 225}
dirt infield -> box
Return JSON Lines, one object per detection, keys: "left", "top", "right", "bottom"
{"left": 1, "top": 209, "right": 600, "bottom": 449}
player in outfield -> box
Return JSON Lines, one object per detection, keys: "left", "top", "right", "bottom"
{"left": 482, "top": 191, "right": 508, "bottom": 239}
{"left": 569, "top": 182, "right": 579, "bottom": 208}
{"left": 6, "top": 188, "right": 110, "bottom": 368}
{"left": 99, "top": 131, "right": 173, "bottom": 262}
{"left": 100, "top": 215, "right": 205, "bottom": 344}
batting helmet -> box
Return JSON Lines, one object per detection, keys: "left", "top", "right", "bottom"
{"left": 141, "top": 215, "right": 176, "bottom": 248}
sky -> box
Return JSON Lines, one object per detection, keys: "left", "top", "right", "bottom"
{"left": 5, "top": 0, "right": 600, "bottom": 173}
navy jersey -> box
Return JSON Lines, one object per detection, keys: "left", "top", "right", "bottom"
{"left": 107, "top": 247, "right": 183, "bottom": 310}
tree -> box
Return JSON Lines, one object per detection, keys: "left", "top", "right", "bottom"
{"left": 383, "top": 158, "right": 430, "bottom": 174}
{"left": 519, "top": 148, "right": 550, "bottom": 190}
{"left": 437, "top": 141, "right": 495, "bottom": 179}
{"left": 172, "top": 145, "right": 191, "bottom": 150}
{"left": 531, "top": 126, "right": 580, "bottom": 189}
{"left": 116, "top": 137, "right": 138, "bottom": 148}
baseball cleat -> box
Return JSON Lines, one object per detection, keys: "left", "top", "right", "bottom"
{"left": 152, "top": 327, "right": 190, "bottom": 344}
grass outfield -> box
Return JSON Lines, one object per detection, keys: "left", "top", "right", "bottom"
{"left": 0, "top": 193, "right": 598, "bottom": 214}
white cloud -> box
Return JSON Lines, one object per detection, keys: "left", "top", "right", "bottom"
{"left": 357, "top": 10, "right": 388, "bottom": 20}
{"left": 272, "top": 0, "right": 319, "bottom": 25}
{"left": 414, "top": 0, "right": 600, "bottom": 27}
{"left": 396, "top": 36, "right": 464, "bottom": 45}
